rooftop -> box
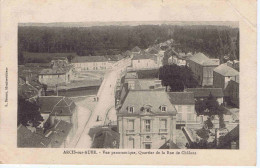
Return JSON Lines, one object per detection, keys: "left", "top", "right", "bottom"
{"left": 17, "top": 125, "right": 51, "bottom": 148}
{"left": 167, "top": 92, "right": 195, "bottom": 105}
{"left": 214, "top": 63, "right": 239, "bottom": 76}
{"left": 188, "top": 53, "right": 219, "bottom": 66}
{"left": 118, "top": 90, "right": 177, "bottom": 115}
{"left": 132, "top": 53, "right": 157, "bottom": 61}
{"left": 131, "top": 46, "right": 141, "bottom": 52}
{"left": 39, "top": 96, "right": 76, "bottom": 116}
{"left": 45, "top": 120, "right": 73, "bottom": 148}
{"left": 39, "top": 66, "right": 71, "bottom": 75}
{"left": 71, "top": 56, "right": 108, "bottom": 63}
{"left": 185, "top": 88, "right": 224, "bottom": 98}
{"left": 90, "top": 127, "right": 119, "bottom": 148}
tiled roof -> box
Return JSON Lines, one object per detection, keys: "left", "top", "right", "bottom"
{"left": 218, "top": 125, "right": 239, "bottom": 148}
{"left": 188, "top": 53, "right": 219, "bottom": 66}
{"left": 119, "top": 90, "right": 177, "bottom": 115}
{"left": 45, "top": 120, "right": 72, "bottom": 148}
{"left": 18, "top": 82, "right": 39, "bottom": 100}
{"left": 125, "top": 72, "right": 138, "bottom": 79}
{"left": 91, "top": 127, "right": 119, "bottom": 148}
{"left": 71, "top": 56, "right": 108, "bottom": 63}
{"left": 148, "top": 47, "right": 159, "bottom": 54}
{"left": 17, "top": 125, "right": 51, "bottom": 148}
{"left": 168, "top": 92, "right": 195, "bottom": 105}
{"left": 39, "top": 96, "right": 76, "bottom": 116}
{"left": 214, "top": 63, "right": 239, "bottom": 76}
{"left": 131, "top": 46, "right": 141, "bottom": 52}
{"left": 185, "top": 88, "right": 224, "bottom": 98}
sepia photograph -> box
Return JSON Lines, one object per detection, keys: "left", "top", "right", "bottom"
{"left": 17, "top": 21, "right": 240, "bottom": 149}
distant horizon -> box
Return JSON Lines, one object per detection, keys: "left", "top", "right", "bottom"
{"left": 19, "top": 21, "right": 239, "bottom": 28}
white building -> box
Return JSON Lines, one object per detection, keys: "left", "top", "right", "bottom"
{"left": 131, "top": 53, "right": 159, "bottom": 70}
{"left": 71, "top": 56, "right": 112, "bottom": 71}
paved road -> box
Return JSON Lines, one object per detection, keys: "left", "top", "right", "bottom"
{"left": 75, "top": 58, "right": 131, "bottom": 148}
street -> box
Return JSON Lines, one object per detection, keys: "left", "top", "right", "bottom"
{"left": 75, "top": 58, "right": 131, "bottom": 148}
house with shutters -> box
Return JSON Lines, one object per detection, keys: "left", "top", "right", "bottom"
{"left": 186, "top": 53, "right": 220, "bottom": 86}
{"left": 167, "top": 92, "right": 203, "bottom": 127}
{"left": 117, "top": 90, "right": 177, "bottom": 149}
{"left": 131, "top": 53, "right": 159, "bottom": 70}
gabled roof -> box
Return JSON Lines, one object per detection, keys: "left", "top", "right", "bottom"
{"left": 39, "top": 96, "right": 76, "bottom": 116}
{"left": 71, "top": 56, "right": 108, "bottom": 63}
{"left": 185, "top": 88, "right": 224, "bottom": 98}
{"left": 148, "top": 47, "right": 159, "bottom": 54}
{"left": 214, "top": 63, "right": 239, "bottom": 76}
{"left": 188, "top": 53, "right": 219, "bottom": 66}
{"left": 39, "top": 68, "right": 67, "bottom": 75}
{"left": 218, "top": 125, "right": 239, "bottom": 148}
{"left": 118, "top": 90, "right": 177, "bottom": 115}
{"left": 91, "top": 127, "right": 119, "bottom": 148}
{"left": 168, "top": 92, "right": 195, "bottom": 105}
{"left": 131, "top": 46, "right": 141, "bottom": 52}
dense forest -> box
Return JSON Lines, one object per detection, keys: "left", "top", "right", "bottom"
{"left": 18, "top": 24, "right": 239, "bottom": 64}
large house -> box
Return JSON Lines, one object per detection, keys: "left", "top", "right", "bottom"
{"left": 117, "top": 90, "right": 177, "bottom": 149}
{"left": 131, "top": 53, "right": 159, "bottom": 70}
{"left": 187, "top": 53, "right": 220, "bottom": 86}
{"left": 213, "top": 63, "right": 239, "bottom": 96}
{"left": 167, "top": 92, "right": 203, "bottom": 127}
{"left": 71, "top": 56, "right": 112, "bottom": 71}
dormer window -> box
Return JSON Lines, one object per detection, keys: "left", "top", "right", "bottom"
{"left": 128, "top": 106, "right": 134, "bottom": 113}
{"left": 161, "top": 106, "right": 167, "bottom": 112}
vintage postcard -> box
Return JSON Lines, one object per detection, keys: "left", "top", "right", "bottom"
{"left": 0, "top": 0, "right": 257, "bottom": 166}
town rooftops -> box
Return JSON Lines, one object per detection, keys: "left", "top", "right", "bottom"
{"left": 185, "top": 88, "right": 224, "bottom": 98}
{"left": 90, "top": 127, "right": 119, "bottom": 148}
{"left": 125, "top": 71, "right": 138, "bottom": 79}
{"left": 167, "top": 92, "right": 195, "bottom": 105}
{"left": 71, "top": 56, "right": 108, "bottom": 63}
{"left": 131, "top": 46, "right": 141, "bottom": 52}
{"left": 39, "top": 67, "right": 70, "bottom": 75}
{"left": 45, "top": 120, "right": 73, "bottom": 148}
{"left": 39, "top": 96, "right": 76, "bottom": 116}
{"left": 18, "top": 82, "right": 39, "bottom": 100}
{"left": 132, "top": 53, "right": 157, "bottom": 61}
{"left": 127, "top": 79, "right": 164, "bottom": 90}
{"left": 214, "top": 63, "right": 239, "bottom": 77}
{"left": 188, "top": 53, "right": 220, "bottom": 66}
{"left": 17, "top": 125, "right": 51, "bottom": 148}
{"left": 147, "top": 47, "right": 159, "bottom": 54}
{"left": 118, "top": 90, "right": 177, "bottom": 115}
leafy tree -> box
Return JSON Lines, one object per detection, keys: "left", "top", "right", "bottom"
{"left": 18, "top": 97, "right": 43, "bottom": 127}
{"left": 159, "top": 64, "right": 198, "bottom": 91}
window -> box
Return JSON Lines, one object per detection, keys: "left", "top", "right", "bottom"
{"left": 129, "top": 139, "right": 135, "bottom": 148}
{"left": 177, "top": 113, "right": 182, "bottom": 121}
{"left": 129, "top": 107, "right": 134, "bottom": 113}
{"left": 187, "top": 105, "right": 192, "bottom": 112}
{"left": 178, "top": 105, "right": 182, "bottom": 112}
{"left": 161, "top": 106, "right": 167, "bottom": 112}
{"left": 145, "top": 120, "right": 151, "bottom": 132}
{"left": 160, "top": 119, "right": 167, "bottom": 132}
{"left": 127, "top": 120, "right": 134, "bottom": 132}
{"left": 144, "top": 143, "right": 151, "bottom": 149}
{"left": 187, "top": 113, "right": 195, "bottom": 121}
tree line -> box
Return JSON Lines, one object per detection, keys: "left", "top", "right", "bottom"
{"left": 18, "top": 24, "right": 239, "bottom": 64}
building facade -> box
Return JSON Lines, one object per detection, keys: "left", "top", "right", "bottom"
{"left": 117, "top": 90, "right": 177, "bottom": 149}
{"left": 71, "top": 56, "right": 112, "bottom": 71}
{"left": 168, "top": 92, "right": 203, "bottom": 127}
{"left": 213, "top": 63, "right": 239, "bottom": 96}
{"left": 131, "top": 53, "right": 159, "bottom": 70}
{"left": 187, "top": 53, "right": 220, "bottom": 86}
